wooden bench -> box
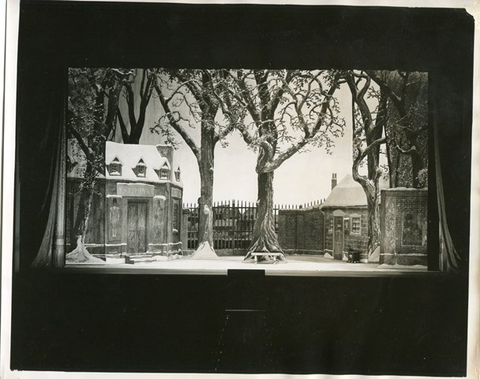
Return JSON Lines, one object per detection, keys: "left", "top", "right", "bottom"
{"left": 250, "top": 252, "right": 283, "bottom": 264}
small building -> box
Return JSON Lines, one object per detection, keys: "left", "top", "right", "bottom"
{"left": 320, "top": 174, "right": 369, "bottom": 261}
{"left": 66, "top": 141, "right": 183, "bottom": 260}
{"left": 278, "top": 173, "right": 379, "bottom": 261}
{"left": 278, "top": 173, "right": 429, "bottom": 267}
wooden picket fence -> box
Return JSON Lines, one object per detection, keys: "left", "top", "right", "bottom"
{"left": 183, "top": 199, "right": 324, "bottom": 251}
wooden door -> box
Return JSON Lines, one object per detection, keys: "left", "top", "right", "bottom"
{"left": 333, "top": 216, "right": 344, "bottom": 260}
{"left": 127, "top": 202, "right": 147, "bottom": 255}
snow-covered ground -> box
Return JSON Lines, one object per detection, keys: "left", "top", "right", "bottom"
{"left": 66, "top": 255, "right": 430, "bottom": 276}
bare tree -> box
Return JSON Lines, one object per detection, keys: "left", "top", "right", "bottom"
{"left": 153, "top": 69, "right": 244, "bottom": 259}
{"left": 365, "top": 70, "right": 428, "bottom": 188}
{"left": 345, "top": 71, "right": 388, "bottom": 256}
{"left": 117, "top": 68, "right": 157, "bottom": 144}
{"left": 66, "top": 68, "right": 132, "bottom": 258}
{"left": 224, "top": 69, "right": 344, "bottom": 262}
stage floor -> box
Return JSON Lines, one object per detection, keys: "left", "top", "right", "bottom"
{"left": 66, "top": 255, "right": 432, "bottom": 276}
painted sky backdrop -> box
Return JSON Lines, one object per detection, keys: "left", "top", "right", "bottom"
{"left": 114, "top": 72, "right": 370, "bottom": 205}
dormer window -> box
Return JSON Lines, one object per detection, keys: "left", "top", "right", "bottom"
{"left": 156, "top": 162, "right": 170, "bottom": 180}
{"left": 175, "top": 167, "right": 181, "bottom": 182}
{"left": 134, "top": 158, "right": 147, "bottom": 178}
{"left": 108, "top": 157, "right": 122, "bottom": 176}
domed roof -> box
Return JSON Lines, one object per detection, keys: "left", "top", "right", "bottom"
{"left": 321, "top": 174, "right": 389, "bottom": 208}
{"left": 321, "top": 174, "right": 367, "bottom": 208}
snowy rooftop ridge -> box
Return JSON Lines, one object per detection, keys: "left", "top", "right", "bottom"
{"left": 321, "top": 174, "right": 389, "bottom": 208}
{"left": 106, "top": 141, "right": 168, "bottom": 170}
{"left": 67, "top": 140, "right": 181, "bottom": 186}
{"left": 321, "top": 174, "right": 367, "bottom": 208}
{"left": 105, "top": 141, "right": 176, "bottom": 184}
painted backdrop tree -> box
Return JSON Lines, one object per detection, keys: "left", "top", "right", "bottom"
{"left": 153, "top": 69, "right": 244, "bottom": 259}
{"left": 66, "top": 68, "right": 132, "bottom": 260}
{"left": 117, "top": 68, "right": 157, "bottom": 144}
{"left": 365, "top": 70, "right": 428, "bottom": 188}
{"left": 344, "top": 71, "right": 388, "bottom": 257}
{"left": 224, "top": 69, "right": 344, "bottom": 262}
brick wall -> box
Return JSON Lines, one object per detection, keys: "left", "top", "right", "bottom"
{"left": 304, "top": 209, "right": 325, "bottom": 253}
{"left": 278, "top": 208, "right": 325, "bottom": 254}
{"left": 278, "top": 206, "right": 369, "bottom": 256}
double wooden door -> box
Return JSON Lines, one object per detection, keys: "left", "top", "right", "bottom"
{"left": 127, "top": 201, "right": 147, "bottom": 255}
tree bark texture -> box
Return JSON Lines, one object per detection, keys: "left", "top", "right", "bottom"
{"left": 190, "top": 114, "right": 218, "bottom": 259}
{"left": 348, "top": 74, "right": 386, "bottom": 257}
{"left": 352, "top": 168, "right": 381, "bottom": 256}
{"left": 244, "top": 171, "right": 285, "bottom": 262}
{"left": 118, "top": 69, "right": 155, "bottom": 144}
{"left": 366, "top": 186, "right": 381, "bottom": 255}
{"left": 71, "top": 163, "right": 96, "bottom": 247}
{"left": 368, "top": 70, "right": 428, "bottom": 188}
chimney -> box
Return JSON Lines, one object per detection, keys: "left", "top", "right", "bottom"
{"left": 331, "top": 173, "right": 337, "bottom": 190}
{"left": 156, "top": 144, "right": 174, "bottom": 166}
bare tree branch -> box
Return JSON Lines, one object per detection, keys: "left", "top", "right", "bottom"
{"left": 356, "top": 137, "right": 387, "bottom": 163}
{"left": 365, "top": 70, "right": 405, "bottom": 114}
{"left": 154, "top": 81, "right": 200, "bottom": 160}
{"left": 225, "top": 70, "right": 263, "bottom": 127}
{"left": 117, "top": 108, "right": 130, "bottom": 143}
{"left": 123, "top": 82, "right": 137, "bottom": 130}
{"left": 261, "top": 74, "right": 341, "bottom": 173}
{"left": 67, "top": 124, "right": 104, "bottom": 176}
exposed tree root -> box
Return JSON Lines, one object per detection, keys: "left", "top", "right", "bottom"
{"left": 243, "top": 237, "right": 287, "bottom": 263}
{"left": 189, "top": 241, "right": 219, "bottom": 260}
{"left": 66, "top": 236, "right": 104, "bottom": 264}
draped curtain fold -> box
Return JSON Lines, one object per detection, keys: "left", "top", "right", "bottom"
{"left": 30, "top": 106, "right": 66, "bottom": 269}
{"left": 433, "top": 121, "right": 463, "bottom": 274}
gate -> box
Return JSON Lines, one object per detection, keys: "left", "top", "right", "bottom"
{"left": 183, "top": 200, "right": 280, "bottom": 251}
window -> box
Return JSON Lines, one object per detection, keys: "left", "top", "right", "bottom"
{"left": 157, "top": 162, "right": 170, "bottom": 180}
{"left": 134, "top": 159, "right": 147, "bottom": 178}
{"left": 108, "top": 157, "right": 122, "bottom": 176}
{"left": 351, "top": 214, "right": 361, "bottom": 234}
{"left": 160, "top": 169, "right": 169, "bottom": 179}
{"left": 175, "top": 167, "right": 181, "bottom": 182}
{"left": 136, "top": 165, "right": 146, "bottom": 177}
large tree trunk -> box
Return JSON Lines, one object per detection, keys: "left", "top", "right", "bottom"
{"left": 190, "top": 119, "right": 218, "bottom": 260}
{"left": 124, "top": 134, "right": 141, "bottom": 144}
{"left": 353, "top": 171, "right": 381, "bottom": 258}
{"left": 366, "top": 187, "right": 381, "bottom": 256}
{"left": 244, "top": 171, "right": 286, "bottom": 263}
{"left": 72, "top": 164, "right": 96, "bottom": 245}
{"left": 348, "top": 77, "right": 386, "bottom": 258}
{"left": 69, "top": 175, "right": 97, "bottom": 262}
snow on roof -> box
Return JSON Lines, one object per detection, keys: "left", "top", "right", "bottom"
{"left": 321, "top": 174, "right": 389, "bottom": 208}
{"left": 105, "top": 141, "right": 172, "bottom": 183}
{"left": 321, "top": 174, "right": 367, "bottom": 208}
